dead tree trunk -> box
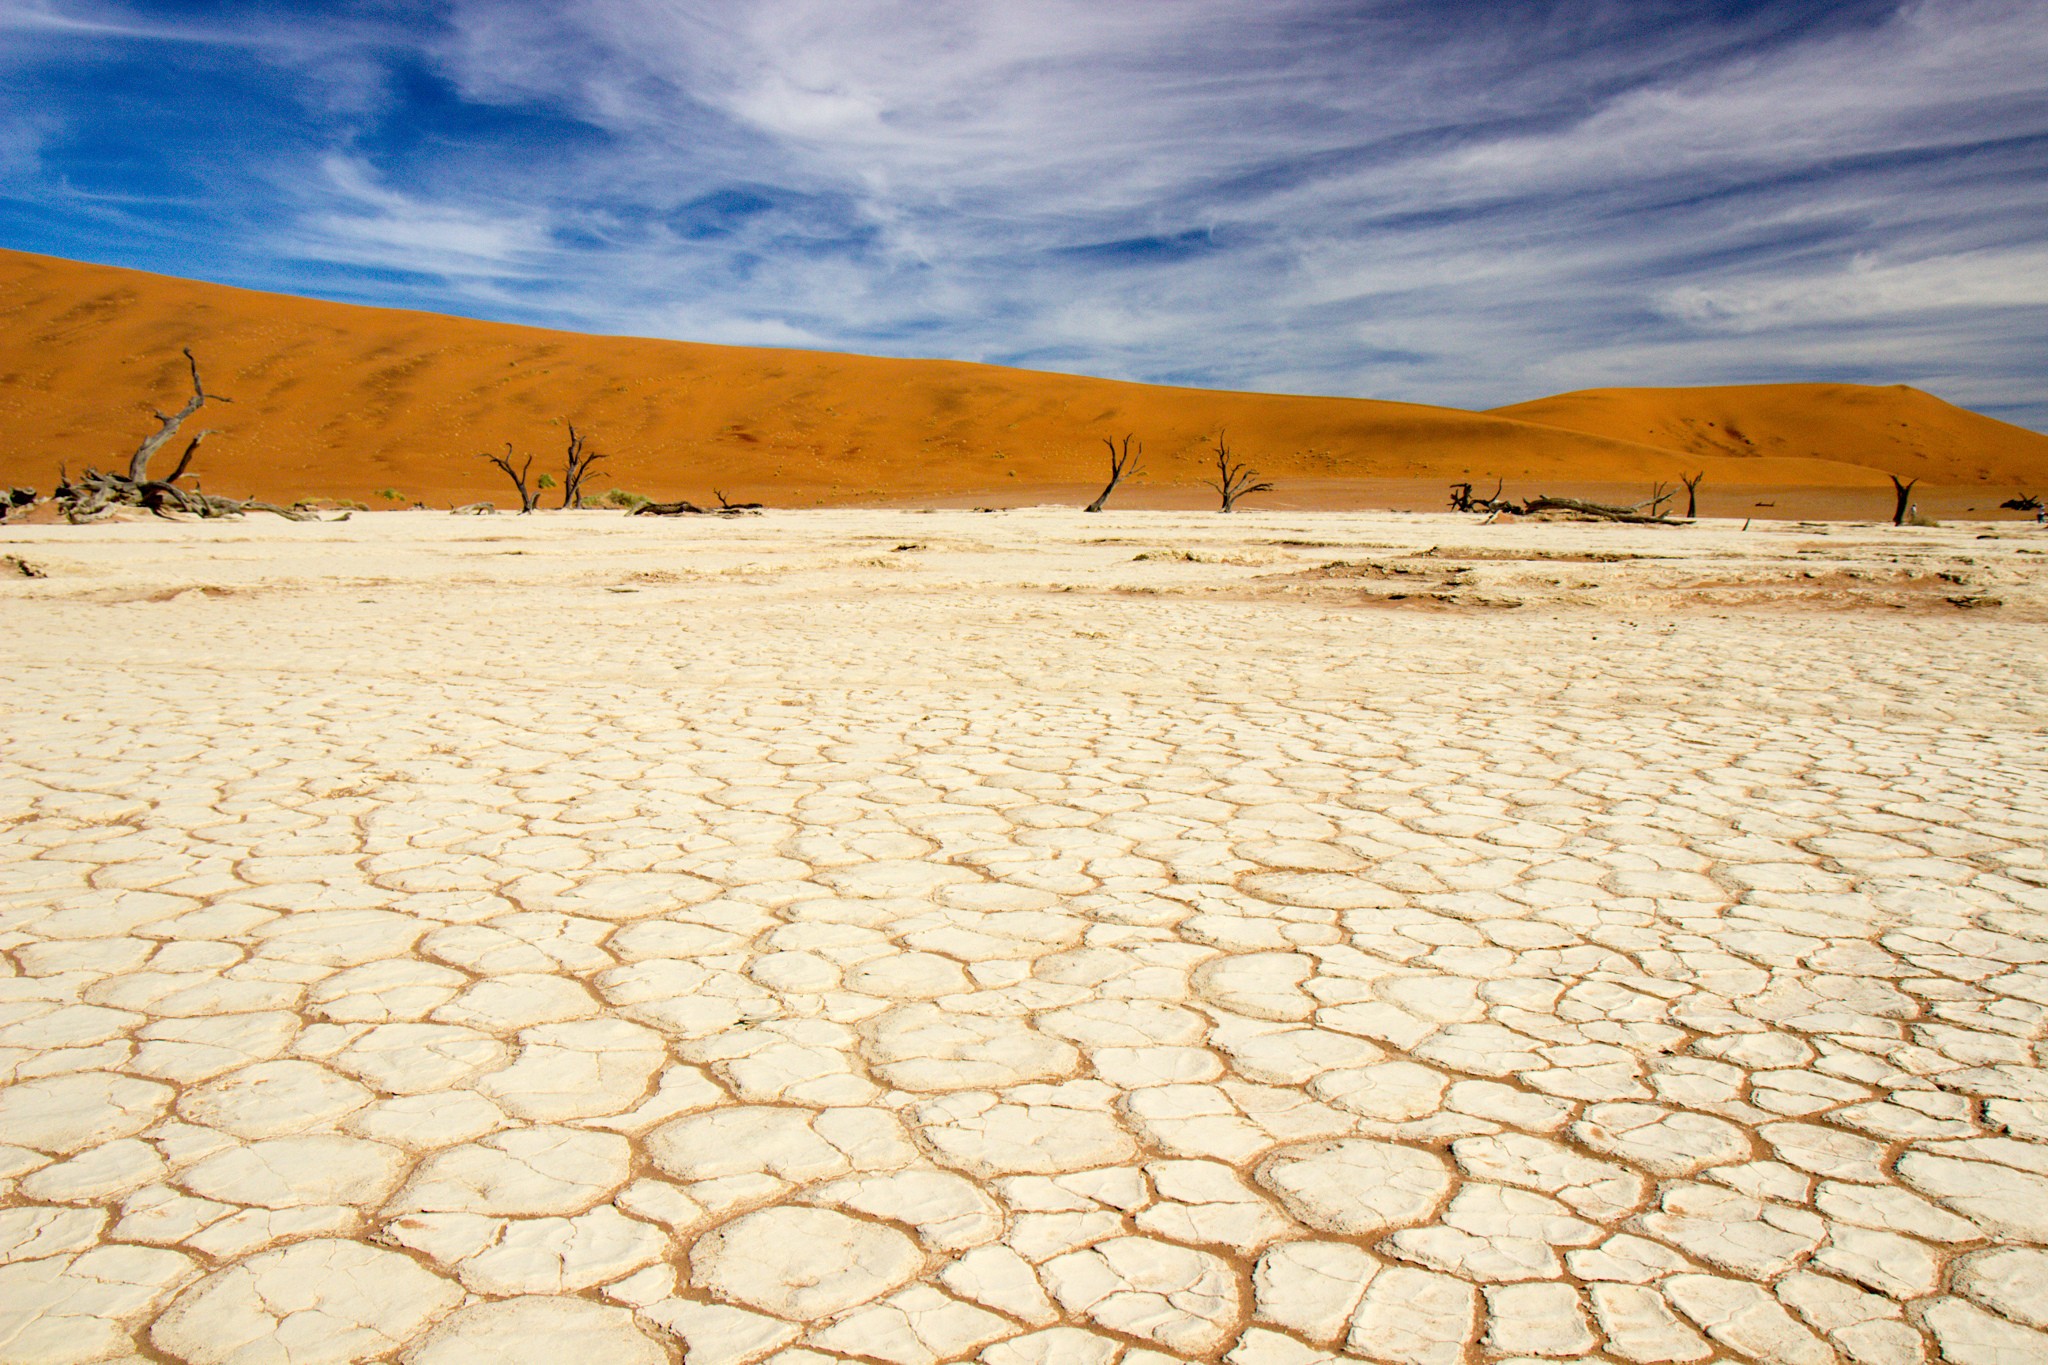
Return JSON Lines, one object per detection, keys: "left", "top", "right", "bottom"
{"left": 559, "top": 422, "right": 607, "bottom": 509}
{"left": 712, "top": 489, "right": 764, "bottom": 513}
{"left": 1518, "top": 496, "right": 1680, "bottom": 524}
{"left": 1682, "top": 472, "right": 1704, "bottom": 519}
{"left": 633, "top": 500, "right": 705, "bottom": 516}
{"left": 1085, "top": 434, "right": 1143, "bottom": 512}
{"left": 1890, "top": 475, "right": 1918, "bottom": 526}
{"left": 53, "top": 350, "right": 313, "bottom": 523}
{"left": 1647, "top": 482, "right": 1675, "bottom": 518}
{"left": 128, "top": 349, "right": 220, "bottom": 484}
{"left": 483, "top": 444, "right": 541, "bottom": 513}
{"left": 1203, "top": 434, "right": 1273, "bottom": 512}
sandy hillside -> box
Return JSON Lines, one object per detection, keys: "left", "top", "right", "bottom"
{"left": 4, "top": 247, "right": 2047, "bottom": 511}
{"left": 1494, "top": 384, "right": 2048, "bottom": 489}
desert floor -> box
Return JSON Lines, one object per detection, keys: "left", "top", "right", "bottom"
{"left": 2, "top": 508, "right": 2047, "bottom": 1365}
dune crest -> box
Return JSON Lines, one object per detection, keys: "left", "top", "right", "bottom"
{"left": 4, "top": 248, "right": 2044, "bottom": 507}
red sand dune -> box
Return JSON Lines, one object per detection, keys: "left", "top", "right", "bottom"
{"left": 4, "top": 248, "right": 2046, "bottom": 511}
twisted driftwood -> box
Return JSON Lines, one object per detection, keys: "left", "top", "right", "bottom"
{"left": 54, "top": 351, "right": 313, "bottom": 523}
{"left": 633, "top": 500, "right": 706, "bottom": 516}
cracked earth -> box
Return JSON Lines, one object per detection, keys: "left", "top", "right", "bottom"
{"left": 2, "top": 508, "right": 2046, "bottom": 1364}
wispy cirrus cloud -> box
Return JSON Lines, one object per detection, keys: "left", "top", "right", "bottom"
{"left": 1, "top": 0, "right": 2044, "bottom": 425}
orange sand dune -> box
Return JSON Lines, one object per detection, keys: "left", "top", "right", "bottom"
{"left": 4, "top": 248, "right": 2046, "bottom": 509}
{"left": 1493, "top": 385, "right": 2048, "bottom": 490}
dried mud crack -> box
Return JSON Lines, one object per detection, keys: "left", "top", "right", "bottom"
{"left": 0, "top": 508, "right": 2045, "bottom": 1363}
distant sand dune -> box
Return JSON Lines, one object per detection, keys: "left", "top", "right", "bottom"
{"left": 4, "top": 248, "right": 2045, "bottom": 509}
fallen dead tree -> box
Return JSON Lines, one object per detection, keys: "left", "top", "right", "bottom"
{"left": 1450, "top": 480, "right": 1685, "bottom": 524}
{"left": 54, "top": 350, "right": 314, "bottom": 523}
{"left": 1449, "top": 479, "right": 1514, "bottom": 514}
{"left": 1514, "top": 495, "right": 1682, "bottom": 524}
{"left": 633, "top": 491, "right": 765, "bottom": 516}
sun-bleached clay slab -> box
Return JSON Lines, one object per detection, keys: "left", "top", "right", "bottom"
{"left": 3, "top": 507, "right": 2045, "bottom": 1363}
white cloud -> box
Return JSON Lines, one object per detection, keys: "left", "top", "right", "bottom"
{"left": 285, "top": 158, "right": 554, "bottom": 279}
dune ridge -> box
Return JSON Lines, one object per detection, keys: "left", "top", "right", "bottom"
{"left": 4, "top": 247, "right": 2045, "bottom": 509}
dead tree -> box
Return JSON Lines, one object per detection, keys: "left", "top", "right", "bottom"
{"left": 1889, "top": 474, "right": 1918, "bottom": 526}
{"left": 53, "top": 349, "right": 312, "bottom": 522}
{"left": 633, "top": 499, "right": 706, "bottom": 516}
{"left": 1681, "top": 472, "right": 1705, "bottom": 519}
{"left": 1450, "top": 479, "right": 1510, "bottom": 514}
{"left": 712, "top": 489, "right": 764, "bottom": 514}
{"left": 1203, "top": 434, "right": 1272, "bottom": 513}
{"left": 1085, "top": 434, "right": 1143, "bottom": 513}
{"left": 482, "top": 443, "right": 541, "bottom": 513}
{"left": 1999, "top": 493, "right": 2041, "bottom": 512}
{"left": 1518, "top": 495, "right": 1680, "bottom": 525}
{"left": 1646, "top": 482, "right": 1676, "bottom": 518}
{"left": 560, "top": 422, "right": 607, "bottom": 509}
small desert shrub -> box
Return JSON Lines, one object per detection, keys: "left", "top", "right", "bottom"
{"left": 600, "top": 488, "right": 652, "bottom": 510}
{"left": 375, "top": 488, "right": 405, "bottom": 503}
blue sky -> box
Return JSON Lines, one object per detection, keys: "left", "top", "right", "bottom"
{"left": 4, "top": 0, "right": 2046, "bottom": 427}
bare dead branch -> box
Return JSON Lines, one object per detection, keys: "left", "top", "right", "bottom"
{"left": 127, "top": 348, "right": 230, "bottom": 484}
{"left": 483, "top": 443, "right": 541, "bottom": 513}
{"left": 560, "top": 421, "right": 608, "bottom": 509}
{"left": 52, "top": 351, "right": 312, "bottom": 524}
{"left": 1085, "top": 433, "right": 1143, "bottom": 513}
{"left": 1201, "top": 433, "right": 1273, "bottom": 513}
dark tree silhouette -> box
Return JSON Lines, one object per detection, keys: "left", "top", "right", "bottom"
{"left": 1681, "top": 472, "right": 1705, "bottom": 519}
{"left": 1890, "top": 474, "right": 1918, "bottom": 526}
{"left": 1203, "top": 434, "right": 1272, "bottom": 513}
{"left": 560, "top": 422, "right": 607, "bottom": 509}
{"left": 557, "top": 421, "right": 602, "bottom": 507}
{"left": 483, "top": 443, "right": 541, "bottom": 513}
{"left": 1085, "top": 434, "right": 1143, "bottom": 513}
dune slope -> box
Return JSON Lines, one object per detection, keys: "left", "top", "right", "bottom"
{"left": 4, "top": 248, "right": 2044, "bottom": 507}
{"left": 1493, "top": 385, "right": 2048, "bottom": 489}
